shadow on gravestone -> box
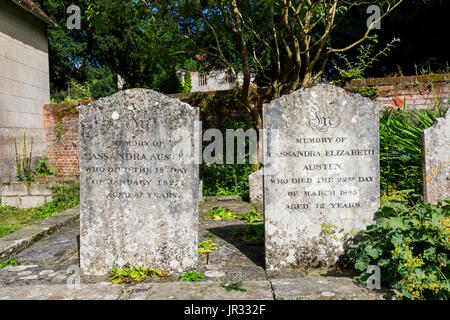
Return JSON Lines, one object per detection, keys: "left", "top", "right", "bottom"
{"left": 263, "top": 84, "right": 380, "bottom": 271}
{"left": 78, "top": 89, "right": 199, "bottom": 276}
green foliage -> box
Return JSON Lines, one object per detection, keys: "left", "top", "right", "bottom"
{"left": 203, "top": 232, "right": 215, "bottom": 238}
{"left": 54, "top": 122, "right": 64, "bottom": 143}
{"left": 200, "top": 108, "right": 254, "bottom": 196}
{"left": 352, "top": 86, "right": 379, "bottom": 99}
{"left": 52, "top": 67, "right": 117, "bottom": 103}
{"left": 109, "top": 265, "right": 167, "bottom": 284}
{"left": 230, "top": 224, "right": 264, "bottom": 244}
{"left": 221, "top": 281, "right": 247, "bottom": 292}
{"left": 36, "top": 185, "right": 80, "bottom": 220}
{"left": 201, "top": 163, "right": 252, "bottom": 196}
{"left": 347, "top": 191, "right": 450, "bottom": 300}
{"left": 0, "top": 184, "right": 80, "bottom": 238}
{"left": 179, "top": 271, "right": 205, "bottom": 282}
{"left": 0, "top": 225, "right": 22, "bottom": 238}
{"left": 198, "top": 240, "right": 219, "bottom": 254}
{"left": 181, "top": 72, "right": 192, "bottom": 93}
{"left": 380, "top": 104, "right": 447, "bottom": 194}
{"left": 85, "top": 66, "right": 117, "bottom": 99}
{"left": 239, "top": 211, "right": 264, "bottom": 224}
{"left": 0, "top": 259, "right": 21, "bottom": 269}
{"left": 34, "top": 154, "right": 58, "bottom": 177}
{"left": 333, "top": 38, "right": 400, "bottom": 83}
{"left": 206, "top": 207, "right": 236, "bottom": 220}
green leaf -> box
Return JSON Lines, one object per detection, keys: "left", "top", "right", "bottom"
{"left": 355, "top": 260, "right": 369, "bottom": 271}
{"left": 387, "top": 217, "right": 409, "bottom": 230}
{"left": 377, "top": 258, "right": 390, "bottom": 267}
{"left": 391, "top": 233, "right": 404, "bottom": 245}
{"left": 364, "top": 245, "right": 380, "bottom": 259}
{"left": 431, "top": 213, "right": 444, "bottom": 227}
{"left": 423, "top": 246, "right": 436, "bottom": 262}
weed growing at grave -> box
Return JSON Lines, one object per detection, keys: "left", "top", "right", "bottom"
{"left": 203, "top": 232, "right": 215, "bottom": 238}
{"left": 379, "top": 104, "right": 446, "bottom": 194}
{"left": 221, "top": 281, "right": 247, "bottom": 292}
{"left": 230, "top": 224, "right": 264, "bottom": 244}
{"left": 109, "top": 265, "right": 167, "bottom": 284}
{"left": 198, "top": 240, "right": 219, "bottom": 254}
{"left": 0, "top": 259, "right": 21, "bottom": 269}
{"left": 206, "top": 207, "right": 236, "bottom": 220}
{"left": 347, "top": 191, "right": 450, "bottom": 300}
{"left": 34, "top": 154, "right": 58, "bottom": 177}
{"left": 239, "top": 211, "right": 264, "bottom": 224}
{"left": 0, "top": 184, "right": 80, "bottom": 238}
{"left": 179, "top": 271, "right": 205, "bottom": 282}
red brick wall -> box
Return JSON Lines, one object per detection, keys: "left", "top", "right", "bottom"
{"left": 43, "top": 100, "right": 91, "bottom": 176}
{"left": 345, "top": 74, "right": 450, "bottom": 110}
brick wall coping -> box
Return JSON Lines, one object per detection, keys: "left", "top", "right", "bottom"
{"left": 345, "top": 74, "right": 450, "bottom": 89}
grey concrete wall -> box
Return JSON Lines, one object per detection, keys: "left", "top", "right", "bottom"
{"left": 0, "top": 0, "right": 50, "bottom": 190}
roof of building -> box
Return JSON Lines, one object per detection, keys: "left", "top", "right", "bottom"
{"left": 9, "top": 0, "right": 56, "bottom": 26}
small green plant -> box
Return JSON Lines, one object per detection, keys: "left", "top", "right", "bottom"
{"left": 239, "top": 211, "right": 264, "bottom": 224}
{"left": 179, "top": 271, "right": 205, "bottom": 282}
{"left": 54, "top": 122, "right": 64, "bottom": 143}
{"left": 34, "top": 154, "right": 57, "bottom": 176}
{"left": 198, "top": 239, "right": 219, "bottom": 254}
{"left": 230, "top": 224, "right": 264, "bottom": 244}
{"left": 206, "top": 207, "right": 236, "bottom": 220}
{"left": 221, "top": 281, "right": 247, "bottom": 292}
{"left": 0, "top": 259, "right": 21, "bottom": 269}
{"left": 181, "top": 72, "right": 192, "bottom": 93}
{"left": 333, "top": 37, "right": 400, "bottom": 82}
{"left": 347, "top": 192, "right": 449, "bottom": 300}
{"left": 13, "top": 129, "right": 34, "bottom": 181}
{"left": 203, "top": 232, "right": 215, "bottom": 238}
{"left": 109, "top": 265, "right": 166, "bottom": 284}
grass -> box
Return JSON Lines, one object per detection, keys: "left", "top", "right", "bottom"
{"left": 0, "top": 184, "right": 80, "bottom": 238}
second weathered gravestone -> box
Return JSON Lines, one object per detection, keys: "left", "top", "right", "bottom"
{"left": 79, "top": 89, "right": 199, "bottom": 275}
{"left": 422, "top": 108, "right": 450, "bottom": 204}
{"left": 263, "top": 84, "right": 380, "bottom": 270}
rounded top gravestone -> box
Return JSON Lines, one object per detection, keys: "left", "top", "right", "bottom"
{"left": 79, "top": 89, "right": 199, "bottom": 275}
{"left": 263, "top": 84, "right": 380, "bottom": 270}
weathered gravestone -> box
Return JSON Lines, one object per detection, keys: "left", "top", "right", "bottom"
{"left": 422, "top": 108, "right": 450, "bottom": 204}
{"left": 79, "top": 89, "right": 199, "bottom": 275}
{"left": 263, "top": 84, "right": 380, "bottom": 270}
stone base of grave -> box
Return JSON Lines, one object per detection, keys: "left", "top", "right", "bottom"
{"left": 0, "top": 197, "right": 398, "bottom": 300}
